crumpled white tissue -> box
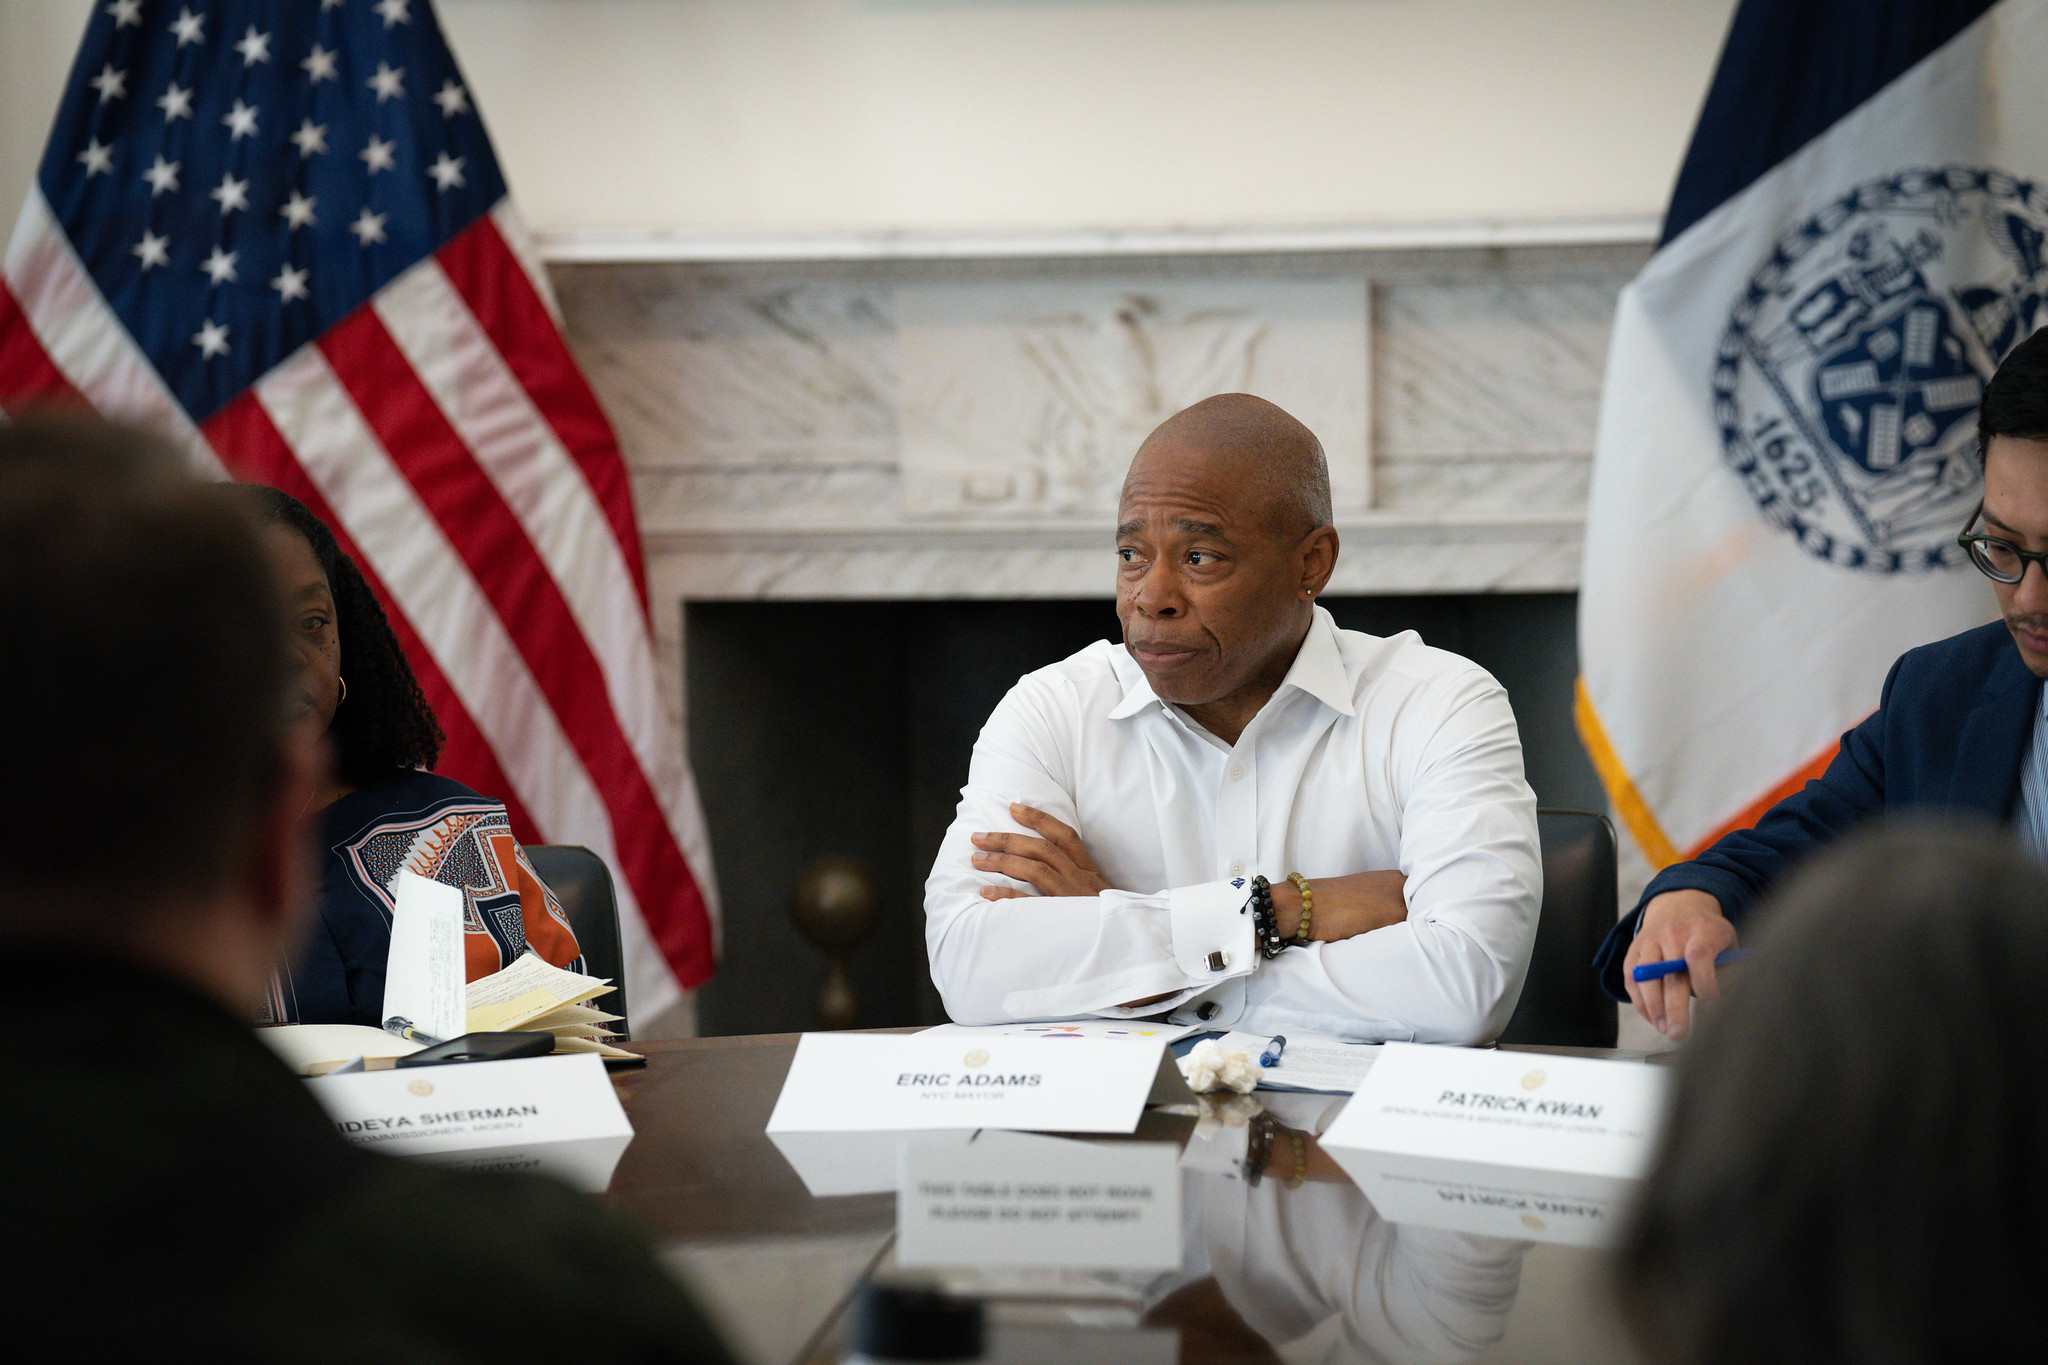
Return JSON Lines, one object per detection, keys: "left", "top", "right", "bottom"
{"left": 1178, "top": 1038, "right": 1258, "bottom": 1094}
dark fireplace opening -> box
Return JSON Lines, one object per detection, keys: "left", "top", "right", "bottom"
{"left": 685, "top": 594, "right": 1602, "bottom": 1037}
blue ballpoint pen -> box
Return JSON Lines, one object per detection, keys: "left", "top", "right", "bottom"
{"left": 1631, "top": 949, "right": 1748, "bottom": 983}
{"left": 1258, "top": 1035, "right": 1287, "bottom": 1067}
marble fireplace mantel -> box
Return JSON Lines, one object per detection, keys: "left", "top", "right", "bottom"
{"left": 549, "top": 234, "right": 1647, "bottom": 724}
{"left": 532, "top": 215, "right": 1658, "bottom": 265}
{"left": 639, "top": 511, "right": 1585, "bottom": 602}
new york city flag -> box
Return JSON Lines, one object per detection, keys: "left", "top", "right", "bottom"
{"left": 1578, "top": 0, "right": 2048, "bottom": 874}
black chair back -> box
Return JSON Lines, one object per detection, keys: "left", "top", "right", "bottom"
{"left": 521, "top": 843, "right": 631, "bottom": 1039}
{"left": 1496, "top": 809, "right": 1620, "bottom": 1048}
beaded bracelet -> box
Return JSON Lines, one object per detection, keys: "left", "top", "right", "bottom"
{"left": 1286, "top": 871, "right": 1314, "bottom": 943}
{"left": 1247, "top": 875, "right": 1288, "bottom": 959}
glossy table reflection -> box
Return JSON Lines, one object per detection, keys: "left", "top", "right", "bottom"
{"left": 605, "top": 1035, "right": 1647, "bottom": 1365}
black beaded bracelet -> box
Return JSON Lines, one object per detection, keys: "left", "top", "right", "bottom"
{"left": 1248, "top": 875, "right": 1288, "bottom": 960}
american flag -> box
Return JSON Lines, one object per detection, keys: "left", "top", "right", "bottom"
{"left": 0, "top": 0, "right": 718, "bottom": 1016}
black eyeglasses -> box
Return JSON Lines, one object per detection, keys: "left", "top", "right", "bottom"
{"left": 1957, "top": 501, "right": 2048, "bottom": 584}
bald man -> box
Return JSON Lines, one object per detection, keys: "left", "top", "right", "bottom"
{"left": 923, "top": 395, "right": 1541, "bottom": 1043}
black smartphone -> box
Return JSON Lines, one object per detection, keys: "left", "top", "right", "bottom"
{"left": 394, "top": 1031, "right": 555, "bottom": 1067}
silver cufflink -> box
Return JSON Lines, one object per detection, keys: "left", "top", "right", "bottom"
{"left": 1207, "top": 950, "right": 1229, "bottom": 971}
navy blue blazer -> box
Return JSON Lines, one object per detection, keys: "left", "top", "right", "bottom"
{"left": 1594, "top": 620, "right": 2039, "bottom": 1000}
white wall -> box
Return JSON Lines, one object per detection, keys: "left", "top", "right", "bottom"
{"left": 0, "top": 0, "right": 95, "bottom": 233}
{"left": 2, "top": 0, "right": 1736, "bottom": 243}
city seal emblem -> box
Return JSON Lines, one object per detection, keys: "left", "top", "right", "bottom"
{"left": 1715, "top": 167, "right": 2048, "bottom": 572}
{"left": 963, "top": 1049, "right": 989, "bottom": 1068}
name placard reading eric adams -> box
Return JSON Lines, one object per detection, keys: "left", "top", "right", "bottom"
{"left": 764, "top": 1032, "right": 1179, "bottom": 1196}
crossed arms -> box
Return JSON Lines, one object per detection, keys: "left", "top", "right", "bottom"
{"left": 921, "top": 665, "right": 1542, "bottom": 1043}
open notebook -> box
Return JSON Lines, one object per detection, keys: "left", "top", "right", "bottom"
{"left": 260, "top": 951, "right": 638, "bottom": 1075}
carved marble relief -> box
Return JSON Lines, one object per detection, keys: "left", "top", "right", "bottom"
{"left": 895, "top": 277, "right": 1370, "bottom": 519}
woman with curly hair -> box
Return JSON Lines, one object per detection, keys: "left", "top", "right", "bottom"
{"left": 239, "top": 485, "right": 583, "bottom": 1026}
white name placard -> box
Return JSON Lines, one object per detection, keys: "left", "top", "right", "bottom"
{"left": 897, "top": 1131, "right": 1182, "bottom": 1270}
{"left": 306, "top": 1053, "right": 633, "bottom": 1193}
{"left": 1318, "top": 1043, "right": 1668, "bottom": 1247}
{"left": 765, "top": 1032, "right": 1184, "bottom": 1196}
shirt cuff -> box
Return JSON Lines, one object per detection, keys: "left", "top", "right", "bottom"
{"left": 1169, "top": 880, "right": 1257, "bottom": 982}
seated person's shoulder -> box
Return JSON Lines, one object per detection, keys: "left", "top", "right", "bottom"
{"left": 1335, "top": 627, "right": 1504, "bottom": 705}
{"left": 322, "top": 771, "right": 521, "bottom": 866}
{"left": 328, "top": 769, "right": 510, "bottom": 834}
{"left": 999, "top": 638, "right": 1136, "bottom": 714}
{"left": 1890, "top": 618, "right": 2017, "bottom": 691}
{"left": 353, "top": 766, "right": 493, "bottom": 806}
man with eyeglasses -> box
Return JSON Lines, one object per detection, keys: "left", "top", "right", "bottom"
{"left": 1600, "top": 326, "right": 2048, "bottom": 1041}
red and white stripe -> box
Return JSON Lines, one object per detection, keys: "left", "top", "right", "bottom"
{"left": 2, "top": 187, "right": 718, "bottom": 1017}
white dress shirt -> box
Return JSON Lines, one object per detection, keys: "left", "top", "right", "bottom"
{"left": 923, "top": 607, "right": 1541, "bottom": 1044}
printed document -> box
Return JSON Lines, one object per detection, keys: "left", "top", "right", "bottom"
{"left": 1213, "top": 1030, "right": 1381, "bottom": 1093}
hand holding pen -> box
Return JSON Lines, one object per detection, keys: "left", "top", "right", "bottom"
{"left": 1623, "top": 888, "right": 1740, "bottom": 1041}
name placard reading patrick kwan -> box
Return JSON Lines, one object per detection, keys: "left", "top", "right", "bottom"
{"left": 1318, "top": 1042, "right": 1667, "bottom": 1246}
{"left": 765, "top": 1032, "right": 1176, "bottom": 1196}
{"left": 306, "top": 1053, "right": 633, "bottom": 1193}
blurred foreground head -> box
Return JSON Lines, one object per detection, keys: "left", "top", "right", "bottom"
{"left": 1616, "top": 819, "right": 2048, "bottom": 1365}
{"left": 0, "top": 413, "right": 303, "bottom": 978}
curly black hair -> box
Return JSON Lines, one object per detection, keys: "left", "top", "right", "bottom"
{"left": 235, "top": 484, "right": 443, "bottom": 787}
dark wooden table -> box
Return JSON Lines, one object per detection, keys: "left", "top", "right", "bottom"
{"left": 604, "top": 1034, "right": 1647, "bottom": 1365}
{"left": 603, "top": 1036, "right": 895, "bottom": 1365}
{"left": 608, "top": 1035, "right": 893, "bottom": 1241}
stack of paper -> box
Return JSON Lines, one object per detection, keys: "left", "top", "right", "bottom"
{"left": 1210, "top": 1030, "right": 1381, "bottom": 1094}
{"left": 465, "top": 951, "right": 636, "bottom": 1059}
{"left": 917, "top": 1021, "right": 1378, "bottom": 1094}
{"left": 917, "top": 1020, "right": 1200, "bottom": 1045}
{"left": 259, "top": 951, "right": 637, "bottom": 1075}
